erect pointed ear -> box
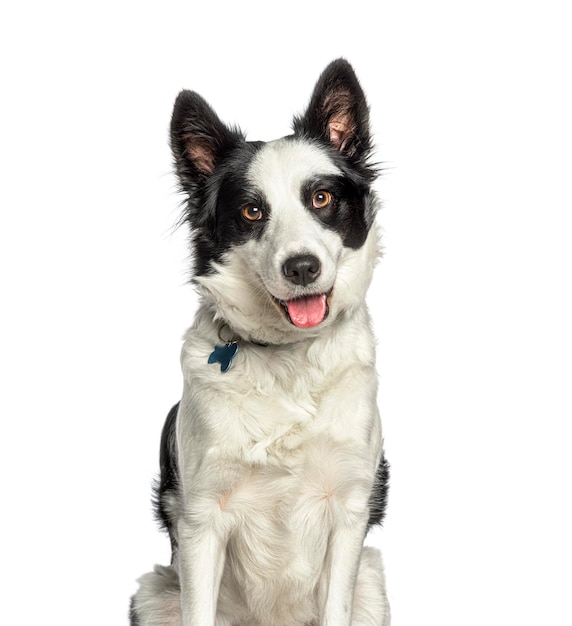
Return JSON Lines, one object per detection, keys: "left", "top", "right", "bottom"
{"left": 170, "top": 90, "right": 244, "bottom": 191}
{"left": 293, "top": 59, "right": 372, "bottom": 165}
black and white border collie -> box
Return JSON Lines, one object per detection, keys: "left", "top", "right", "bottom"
{"left": 131, "top": 59, "right": 390, "bottom": 626}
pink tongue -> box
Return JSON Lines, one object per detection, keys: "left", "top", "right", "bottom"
{"left": 286, "top": 295, "right": 327, "bottom": 328}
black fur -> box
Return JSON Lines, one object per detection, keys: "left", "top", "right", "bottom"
{"left": 367, "top": 455, "right": 390, "bottom": 529}
{"left": 153, "top": 402, "right": 180, "bottom": 556}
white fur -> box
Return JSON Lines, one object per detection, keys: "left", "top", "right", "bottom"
{"left": 134, "top": 547, "right": 388, "bottom": 626}
{"left": 133, "top": 138, "right": 389, "bottom": 625}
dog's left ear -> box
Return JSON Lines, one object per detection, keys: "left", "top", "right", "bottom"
{"left": 293, "top": 59, "right": 372, "bottom": 167}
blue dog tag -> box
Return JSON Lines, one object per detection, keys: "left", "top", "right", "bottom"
{"left": 208, "top": 342, "right": 239, "bottom": 373}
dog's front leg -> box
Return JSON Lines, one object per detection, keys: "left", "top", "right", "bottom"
{"left": 178, "top": 518, "right": 227, "bottom": 626}
{"left": 321, "top": 516, "right": 369, "bottom": 626}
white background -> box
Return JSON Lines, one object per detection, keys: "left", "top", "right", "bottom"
{"left": 1, "top": 1, "right": 571, "bottom": 624}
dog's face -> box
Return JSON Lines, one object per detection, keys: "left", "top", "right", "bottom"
{"left": 171, "top": 60, "right": 379, "bottom": 344}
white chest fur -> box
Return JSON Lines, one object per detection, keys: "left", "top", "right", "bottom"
{"left": 175, "top": 308, "right": 382, "bottom": 622}
{"left": 178, "top": 305, "right": 381, "bottom": 466}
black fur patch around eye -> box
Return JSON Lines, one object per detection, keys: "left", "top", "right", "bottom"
{"left": 302, "top": 172, "right": 374, "bottom": 250}
{"left": 190, "top": 141, "right": 267, "bottom": 275}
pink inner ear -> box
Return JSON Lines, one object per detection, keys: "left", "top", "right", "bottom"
{"left": 328, "top": 119, "right": 349, "bottom": 149}
{"left": 322, "top": 88, "right": 357, "bottom": 153}
{"left": 183, "top": 135, "right": 216, "bottom": 175}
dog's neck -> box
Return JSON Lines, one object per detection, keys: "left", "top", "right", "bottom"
{"left": 217, "top": 322, "right": 269, "bottom": 348}
{"left": 189, "top": 301, "right": 376, "bottom": 378}
{"left": 194, "top": 300, "right": 373, "bottom": 353}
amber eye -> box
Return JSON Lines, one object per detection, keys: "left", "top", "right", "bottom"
{"left": 312, "top": 190, "right": 333, "bottom": 209}
{"left": 241, "top": 205, "right": 263, "bottom": 222}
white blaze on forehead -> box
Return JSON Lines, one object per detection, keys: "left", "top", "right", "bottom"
{"left": 247, "top": 139, "right": 341, "bottom": 208}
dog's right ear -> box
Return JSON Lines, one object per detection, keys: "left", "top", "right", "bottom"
{"left": 170, "top": 91, "right": 244, "bottom": 192}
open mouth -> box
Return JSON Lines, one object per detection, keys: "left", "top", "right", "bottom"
{"left": 272, "top": 290, "right": 332, "bottom": 329}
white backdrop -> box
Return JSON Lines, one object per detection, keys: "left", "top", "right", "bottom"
{"left": 1, "top": 1, "right": 571, "bottom": 624}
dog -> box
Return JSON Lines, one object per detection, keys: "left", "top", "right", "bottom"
{"left": 130, "top": 59, "right": 390, "bottom": 626}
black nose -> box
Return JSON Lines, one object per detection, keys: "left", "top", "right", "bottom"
{"left": 282, "top": 255, "right": 321, "bottom": 286}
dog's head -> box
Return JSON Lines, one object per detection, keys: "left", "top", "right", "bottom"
{"left": 171, "top": 59, "right": 380, "bottom": 344}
